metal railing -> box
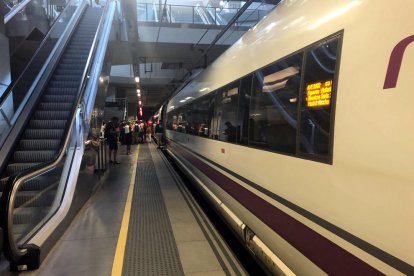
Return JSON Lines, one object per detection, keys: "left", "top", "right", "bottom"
{"left": 136, "top": 3, "right": 270, "bottom": 27}
{"left": 3, "top": 0, "right": 71, "bottom": 25}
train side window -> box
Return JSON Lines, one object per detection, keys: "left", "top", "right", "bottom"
{"left": 191, "top": 94, "right": 214, "bottom": 137}
{"left": 176, "top": 107, "right": 188, "bottom": 133}
{"left": 208, "top": 91, "right": 218, "bottom": 139}
{"left": 185, "top": 102, "right": 197, "bottom": 135}
{"left": 210, "top": 81, "right": 240, "bottom": 143}
{"left": 167, "top": 109, "right": 177, "bottom": 131}
{"left": 238, "top": 75, "right": 252, "bottom": 145}
{"left": 249, "top": 53, "right": 302, "bottom": 154}
{"left": 299, "top": 37, "right": 340, "bottom": 160}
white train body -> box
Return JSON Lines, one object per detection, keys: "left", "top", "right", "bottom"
{"left": 163, "top": 0, "right": 414, "bottom": 275}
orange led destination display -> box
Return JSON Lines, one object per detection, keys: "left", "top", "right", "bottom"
{"left": 306, "top": 80, "right": 332, "bottom": 107}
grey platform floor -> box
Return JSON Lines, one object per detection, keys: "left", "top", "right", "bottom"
{"left": 1, "top": 142, "right": 246, "bottom": 275}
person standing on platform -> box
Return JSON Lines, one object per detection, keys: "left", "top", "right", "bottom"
{"left": 155, "top": 120, "right": 164, "bottom": 148}
{"left": 143, "top": 123, "right": 148, "bottom": 143}
{"left": 119, "top": 121, "right": 126, "bottom": 145}
{"left": 133, "top": 121, "right": 140, "bottom": 144}
{"left": 105, "top": 116, "right": 120, "bottom": 164}
{"left": 146, "top": 123, "right": 152, "bottom": 142}
{"left": 124, "top": 121, "right": 132, "bottom": 155}
{"left": 139, "top": 121, "right": 146, "bottom": 143}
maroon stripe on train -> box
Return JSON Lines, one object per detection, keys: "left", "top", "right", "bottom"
{"left": 170, "top": 141, "right": 383, "bottom": 275}
{"left": 383, "top": 34, "right": 414, "bottom": 89}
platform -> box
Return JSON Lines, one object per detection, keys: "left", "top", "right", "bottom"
{"left": 8, "top": 142, "right": 246, "bottom": 275}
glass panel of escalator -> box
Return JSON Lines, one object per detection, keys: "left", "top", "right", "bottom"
{"left": 12, "top": 161, "right": 65, "bottom": 244}
{"left": 170, "top": 5, "right": 197, "bottom": 24}
{"left": 0, "top": 0, "right": 79, "bottom": 148}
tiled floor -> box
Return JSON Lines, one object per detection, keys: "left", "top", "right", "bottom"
{"left": 0, "top": 142, "right": 246, "bottom": 275}
{"left": 20, "top": 145, "right": 137, "bottom": 276}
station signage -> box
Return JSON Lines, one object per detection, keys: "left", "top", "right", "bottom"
{"left": 306, "top": 80, "right": 332, "bottom": 108}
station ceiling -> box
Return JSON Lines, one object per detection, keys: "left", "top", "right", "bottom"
{"left": 108, "top": 0, "right": 279, "bottom": 119}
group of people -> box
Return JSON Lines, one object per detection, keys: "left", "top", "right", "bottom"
{"left": 120, "top": 120, "right": 151, "bottom": 149}
{"left": 103, "top": 117, "right": 153, "bottom": 164}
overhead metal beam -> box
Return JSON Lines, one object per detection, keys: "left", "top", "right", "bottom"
{"left": 192, "top": 0, "right": 256, "bottom": 68}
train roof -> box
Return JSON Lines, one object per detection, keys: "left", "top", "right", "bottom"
{"left": 167, "top": 0, "right": 401, "bottom": 111}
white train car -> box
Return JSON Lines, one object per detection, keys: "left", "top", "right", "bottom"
{"left": 163, "top": 0, "right": 414, "bottom": 274}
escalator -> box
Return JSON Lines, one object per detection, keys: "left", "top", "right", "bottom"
{"left": 1, "top": 5, "right": 101, "bottom": 217}
{"left": 0, "top": 1, "right": 114, "bottom": 270}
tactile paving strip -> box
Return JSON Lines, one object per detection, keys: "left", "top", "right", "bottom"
{"left": 122, "top": 145, "right": 184, "bottom": 276}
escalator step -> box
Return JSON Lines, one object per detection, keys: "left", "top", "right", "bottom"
{"left": 54, "top": 69, "right": 84, "bottom": 76}
{"left": 1, "top": 175, "right": 56, "bottom": 191}
{"left": 56, "top": 64, "right": 85, "bottom": 71}
{"left": 23, "top": 129, "right": 64, "bottom": 139}
{"left": 29, "top": 120, "right": 67, "bottom": 129}
{"left": 15, "top": 190, "right": 56, "bottom": 208}
{"left": 0, "top": 177, "right": 8, "bottom": 190}
{"left": 70, "top": 36, "right": 94, "bottom": 40}
{"left": 19, "top": 139, "right": 61, "bottom": 150}
{"left": 65, "top": 44, "right": 93, "bottom": 51}
{"left": 15, "top": 191, "right": 40, "bottom": 208}
{"left": 61, "top": 54, "right": 86, "bottom": 59}
{"left": 13, "top": 207, "right": 48, "bottom": 225}
{"left": 52, "top": 75, "right": 82, "bottom": 82}
{"left": 60, "top": 58, "right": 88, "bottom": 65}
{"left": 38, "top": 102, "right": 73, "bottom": 111}
{"left": 45, "top": 87, "right": 78, "bottom": 95}
{"left": 33, "top": 110, "right": 70, "bottom": 120}
{"left": 64, "top": 48, "right": 91, "bottom": 54}
{"left": 48, "top": 80, "right": 80, "bottom": 88}
{"left": 67, "top": 38, "right": 91, "bottom": 43}
{"left": 74, "top": 35, "right": 95, "bottom": 39}
{"left": 68, "top": 39, "right": 93, "bottom": 44}
{"left": 53, "top": 63, "right": 86, "bottom": 70}
{"left": 42, "top": 94, "right": 76, "bottom": 103}
{"left": 71, "top": 33, "right": 95, "bottom": 36}
{"left": 64, "top": 48, "right": 91, "bottom": 53}
{"left": 13, "top": 150, "right": 56, "bottom": 163}
{"left": 61, "top": 54, "right": 88, "bottom": 60}
{"left": 15, "top": 191, "right": 37, "bottom": 208}
{"left": 19, "top": 178, "right": 54, "bottom": 191}
{"left": 6, "top": 163, "right": 41, "bottom": 177}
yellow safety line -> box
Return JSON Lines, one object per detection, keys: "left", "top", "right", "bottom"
{"left": 111, "top": 144, "right": 140, "bottom": 276}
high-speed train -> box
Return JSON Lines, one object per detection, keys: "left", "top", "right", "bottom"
{"left": 157, "top": 0, "right": 414, "bottom": 275}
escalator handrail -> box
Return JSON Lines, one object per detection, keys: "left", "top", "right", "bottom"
{"left": 1, "top": 0, "right": 114, "bottom": 263}
{"left": 0, "top": 0, "right": 79, "bottom": 106}
{"left": 3, "top": 0, "right": 32, "bottom": 24}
